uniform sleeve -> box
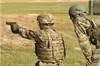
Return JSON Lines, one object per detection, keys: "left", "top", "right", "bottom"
{"left": 75, "top": 26, "right": 92, "bottom": 60}
{"left": 18, "top": 27, "right": 39, "bottom": 42}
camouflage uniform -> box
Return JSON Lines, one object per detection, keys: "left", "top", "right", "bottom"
{"left": 8, "top": 14, "right": 66, "bottom": 66}
{"left": 69, "top": 4, "right": 100, "bottom": 66}
{"left": 87, "top": 26, "right": 100, "bottom": 66}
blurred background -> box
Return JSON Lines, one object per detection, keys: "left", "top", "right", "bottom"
{"left": 0, "top": 0, "right": 100, "bottom": 66}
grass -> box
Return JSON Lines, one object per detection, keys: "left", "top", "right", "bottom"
{"left": 1, "top": 2, "right": 88, "bottom": 14}
{"left": 1, "top": 41, "right": 86, "bottom": 66}
{"left": 1, "top": 1, "right": 95, "bottom": 66}
{"left": 1, "top": 43, "right": 37, "bottom": 66}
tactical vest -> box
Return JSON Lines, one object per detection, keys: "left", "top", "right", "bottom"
{"left": 35, "top": 29, "right": 65, "bottom": 63}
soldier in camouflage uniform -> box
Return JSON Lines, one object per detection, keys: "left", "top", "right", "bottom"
{"left": 68, "top": 4, "right": 100, "bottom": 66}
{"left": 8, "top": 14, "right": 66, "bottom": 66}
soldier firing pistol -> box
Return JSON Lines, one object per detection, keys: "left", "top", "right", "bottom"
{"left": 6, "top": 14, "right": 66, "bottom": 66}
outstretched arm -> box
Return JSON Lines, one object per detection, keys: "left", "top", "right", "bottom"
{"left": 6, "top": 22, "right": 42, "bottom": 42}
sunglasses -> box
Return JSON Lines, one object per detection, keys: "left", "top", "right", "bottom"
{"left": 41, "top": 23, "right": 54, "bottom": 26}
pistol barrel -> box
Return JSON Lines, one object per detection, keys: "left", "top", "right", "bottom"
{"left": 6, "top": 22, "right": 16, "bottom": 25}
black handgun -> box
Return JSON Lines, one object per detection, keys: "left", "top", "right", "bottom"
{"left": 6, "top": 22, "right": 16, "bottom": 25}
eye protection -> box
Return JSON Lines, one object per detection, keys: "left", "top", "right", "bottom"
{"left": 41, "top": 23, "right": 54, "bottom": 26}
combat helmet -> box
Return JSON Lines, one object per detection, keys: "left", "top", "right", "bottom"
{"left": 37, "top": 14, "right": 54, "bottom": 24}
{"left": 69, "top": 4, "right": 86, "bottom": 17}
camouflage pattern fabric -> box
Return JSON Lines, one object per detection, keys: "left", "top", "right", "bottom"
{"left": 71, "top": 14, "right": 100, "bottom": 66}
{"left": 72, "top": 15, "right": 92, "bottom": 62}
{"left": 68, "top": 4, "right": 100, "bottom": 66}
{"left": 87, "top": 26, "right": 100, "bottom": 45}
{"left": 18, "top": 28, "right": 66, "bottom": 66}
{"left": 91, "top": 48, "right": 100, "bottom": 66}
{"left": 37, "top": 14, "right": 54, "bottom": 24}
{"left": 86, "top": 26, "right": 100, "bottom": 66}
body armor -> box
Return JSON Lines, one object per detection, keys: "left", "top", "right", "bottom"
{"left": 35, "top": 29, "right": 65, "bottom": 63}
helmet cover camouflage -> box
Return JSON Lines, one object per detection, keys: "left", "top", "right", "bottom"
{"left": 37, "top": 14, "right": 54, "bottom": 24}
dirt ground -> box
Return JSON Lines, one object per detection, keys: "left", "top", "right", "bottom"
{"left": 0, "top": 14, "right": 67, "bottom": 46}
{"left": 1, "top": 14, "right": 100, "bottom": 46}
{"left": 0, "top": 14, "right": 39, "bottom": 46}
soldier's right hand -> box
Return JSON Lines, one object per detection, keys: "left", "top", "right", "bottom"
{"left": 10, "top": 23, "right": 20, "bottom": 34}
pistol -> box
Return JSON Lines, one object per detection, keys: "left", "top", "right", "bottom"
{"left": 6, "top": 22, "right": 16, "bottom": 25}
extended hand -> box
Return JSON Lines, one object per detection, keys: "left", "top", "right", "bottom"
{"left": 10, "top": 23, "right": 20, "bottom": 34}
